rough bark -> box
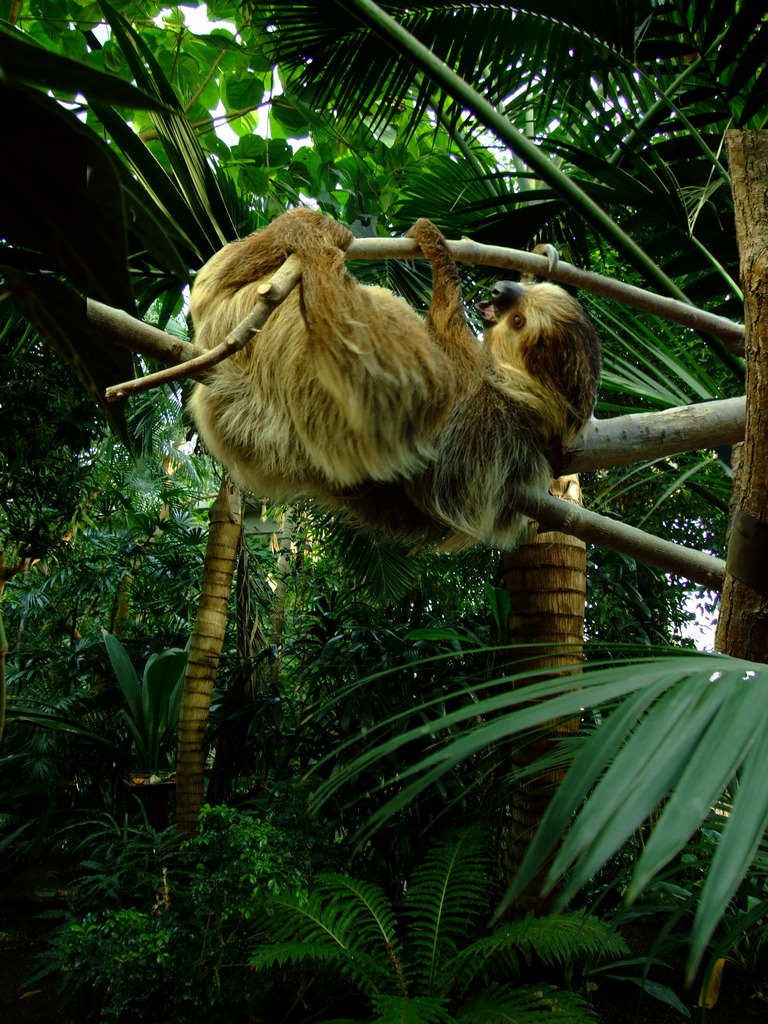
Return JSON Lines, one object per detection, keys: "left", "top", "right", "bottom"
{"left": 565, "top": 397, "right": 745, "bottom": 473}
{"left": 496, "top": 476, "right": 586, "bottom": 915}
{"left": 715, "top": 132, "right": 768, "bottom": 660}
{"left": 175, "top": 476, "right": 243, "bottom": 832}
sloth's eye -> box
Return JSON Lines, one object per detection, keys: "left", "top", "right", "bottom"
{"left": 511, "top": 313, "right": 525, "bottom": 328}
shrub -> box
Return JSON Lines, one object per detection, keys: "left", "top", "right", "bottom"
{"left": 36, "top": 805, "right": 308, "bottom": 1023}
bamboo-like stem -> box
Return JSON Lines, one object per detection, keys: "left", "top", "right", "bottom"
{"left": 176, "top": 477, "right": 243, "bottom": 832}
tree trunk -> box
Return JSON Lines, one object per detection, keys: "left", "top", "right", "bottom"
{"left": 496, "top": 476, "right": 586, "bottom": 914}
{"left": 715, "top": 131, "right": 768, "bottom": 661}
{"left": 176, "top": 476, "right": 243, "bottom": 833}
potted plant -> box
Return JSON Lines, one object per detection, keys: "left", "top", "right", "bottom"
{"left": 103, "top": 630, "right": 187, "bottom": 827}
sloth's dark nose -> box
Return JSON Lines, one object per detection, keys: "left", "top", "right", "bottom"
{"left": 490, "top": 280, "right": 525, "bottom": 307}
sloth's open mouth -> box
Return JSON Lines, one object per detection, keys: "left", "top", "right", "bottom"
{"left": 475, "top": 300, "right": 496, "bottom": 323}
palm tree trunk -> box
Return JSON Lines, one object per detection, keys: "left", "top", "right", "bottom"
{"left": 176, "top": 476, "right": 243, "bottom": 833}
{"left": 496, "top": 476, "right": 586, "bottom": 914}
{"left": 715, "top": 131, "right": 768, "bottom": 662}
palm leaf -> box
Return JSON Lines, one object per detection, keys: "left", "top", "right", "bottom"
{"left": 97, "top": 1, "right": 236, "bottom": 258}
{"left": 102, "top": 631, "right": 143, "bottom": 728}
{"left": 369, "top": 993, "right": 453, "bottom": 1024}
{"left": 499, "top": 658, "right": 768, "bottom": 976}
{"left": 256, "top": 2, "right": 638, "bottom": 141}
{"left": 332, "top": 522, "right": 423, "bottom": 604}
{"left": 310, "top": 653, "right": 768, "bottom": 976}
{"left": 0, "top": 25, "right": 168, "bottom": 110}
{"left": 1, "top": 85, "right": 135, "bottom": 310}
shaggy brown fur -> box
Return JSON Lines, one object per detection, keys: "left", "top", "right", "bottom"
{"left": 188, "top": 208, "right": 602, "bottom": 550}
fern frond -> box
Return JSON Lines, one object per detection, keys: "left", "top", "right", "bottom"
{"left": 457, "top": 984, "right": 598, "bottom": 1023}
{"left": 402, "top": 829, "right": 491, "bottom": 995}
{"left": 448, "top": 935, "right": 523, "bottom": 995}
{"left": 448, "top": 911, "right": 627, "bottom": 994}
{"left": 252, "top": 939, "right": 379, "bottom": 973}
{"left": 494, "top": 911, "right": 628, "bottom": 968}
{"left": 370, "top": 992, "right": 456, "bottom": 1024}
{"left": 251, "top": 872, "right": 404, "bottom": 996}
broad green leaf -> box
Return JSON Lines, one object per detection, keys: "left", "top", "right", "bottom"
{"left": 690, "top": 725, "right": 768, "bottom": 974}
{"left": 102, "top": 630, "right": 142, "bottom": 725}
{"left": 630, "top": 673, "right": 768, "bottom": 896}
{"left": 0, "top": 26, "right": 169, "bottom": 109}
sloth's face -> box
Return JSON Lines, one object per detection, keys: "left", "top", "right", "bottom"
{"left": 476, "top": 279, "right": 581, "bottom": 332}
{"left": 475, "top": 278, "right": 601, "bottom": 401}
{"left": 475, "top": 280, "right": 526, "bottom": 327}
{"left": 476, "top": 280, "right": 592, "bottom": 363}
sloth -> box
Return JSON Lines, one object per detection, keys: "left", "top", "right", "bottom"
{"left": 188, "top": 208, "right": 602, "bottom": 551}
{"left": 189, "top": 209, "right": 459, "bottom": 498}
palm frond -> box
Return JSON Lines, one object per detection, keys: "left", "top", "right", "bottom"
{"left": 329, "top": 521, "right": 423, "bottom": 605}
{"left": 97, "top": 1, "right": 237, "bottom": 259}
{"left": 252, "top": 937, "right": 381, "bottom": 975}
{"left": 501, "top": 657, "right": 768, "bottom": 975}
{"left": 491, "top": 912, "right": 626, "bottom": 969}
{"left": 308, "top": 652, "right": 768, "bottom": 978}
{"left": 450, "top": 911, "right": 627, "bottom": 994}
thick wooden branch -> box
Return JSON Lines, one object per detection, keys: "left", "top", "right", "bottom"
{"left": 520, "top": 491, "right": 725, "bottom": 590}
{"left": 347, "top": 237, "right": 745, "bottom": 354}
{"left": 103, "top": 254, "right": 304, "bottom": 401}
{"left": 87, "top": 298, "right": 202, "bottom": 365}
{"left": 567, "top": 397, "right": 745, "bottom": 473}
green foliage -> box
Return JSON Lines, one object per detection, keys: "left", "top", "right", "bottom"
{"left": 102, "top": 630, "right": 187, "bottom": 772}
{"left": 183, "top": 804, "right": 308, "bottom": 918}
{"left": 315, "top": 651, "right": 768, "bottom": 979}
{"left": 58, "top": 812, "right": 179, "bottom": 909}
{"left": 251, "top": 829, "right": 624, "bottom": 1022}
{"left": 46, "top": 907, "right": 181, "bottom": 1022}
{"left": 40, "top": 805, "right": 309, "bottom": 1023}
{"left": 0, "top": 320, "right": 103, "bottom": 562}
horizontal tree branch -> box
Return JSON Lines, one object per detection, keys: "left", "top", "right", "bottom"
{"left": 520, "top": 491, "right": 725, "bottom": 590}
{"left": 87, "top": 299, "right": 201, "bottom": 365}
{"left": 102, "top": 254, "right": 303, "bottom": 402}
{"left": 347, "top": 236, "right": 745, "bottom": 354}
{"left": 567, "top": 397, "right": 745, "bottom": 473}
